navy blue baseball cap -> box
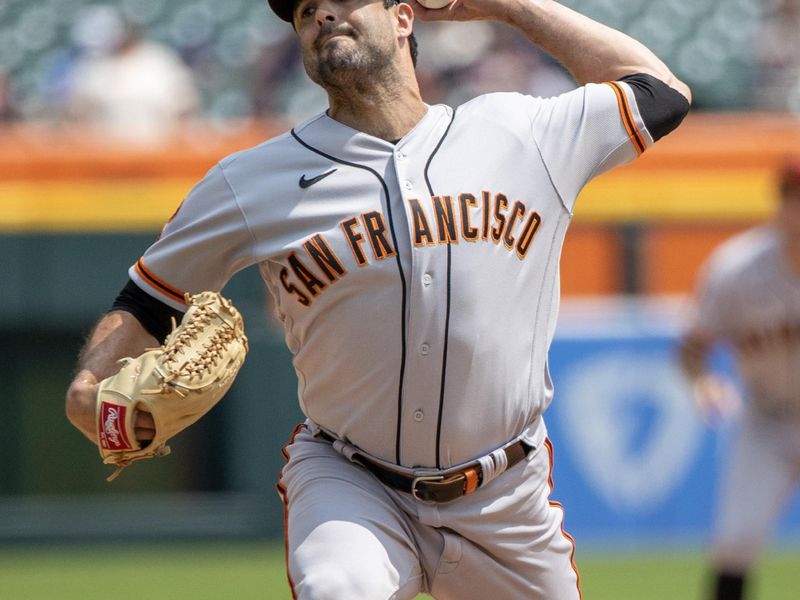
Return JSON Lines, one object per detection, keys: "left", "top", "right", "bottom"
{"left": 268, "top": 0, "right": 405, "bottom": 24}
{"left": 268, "top": 0, "right": 296, "bottom": 23}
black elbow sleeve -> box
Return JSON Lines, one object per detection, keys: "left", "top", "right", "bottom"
{"left": 619, "top": 73, "right": 690, "bottom": 142}
{"left": 110, "top": 279, "right": 184, "bottom": 343}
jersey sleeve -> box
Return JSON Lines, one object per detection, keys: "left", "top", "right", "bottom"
{"left": 530, "top": 81, "right": 653, "bottom": 213}
{"left": 128, "top": 163, "right": 256, "bottom": 310}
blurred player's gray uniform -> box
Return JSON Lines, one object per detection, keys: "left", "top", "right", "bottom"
{"left": 682, "top": 219, "right": 800, "bottom": 600}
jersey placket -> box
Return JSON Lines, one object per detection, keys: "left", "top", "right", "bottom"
{"left": 393, "top": 142, "right": 451, "bottom": 468}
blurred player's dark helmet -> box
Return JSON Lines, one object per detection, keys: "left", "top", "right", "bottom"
{"left": 779, "top": 160, "right": 800, "bottom": 195}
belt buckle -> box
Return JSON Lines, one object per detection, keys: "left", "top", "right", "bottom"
{"left": 411, "top": 474, "right": 445, "bottom": 504}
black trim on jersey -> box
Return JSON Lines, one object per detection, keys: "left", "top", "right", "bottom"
{"left": 290, "top": 129, "right": 410, "bottom": 464}
{"left": 111, "top": 279, "right": 184, "bottom": 342}
{"left": 619, "top": 73, "right": 690, "bottom": 142}
{"left": 423, "top": 110, "right": 457, "bottom": 469}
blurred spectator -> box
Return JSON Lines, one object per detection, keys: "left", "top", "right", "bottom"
{"left": 457, "top": 29, "right": 575, "bottom": 101}
{"left": 0, "top": 68, "right": 17, "bottom": 121}
{"left": 62, "top": 5, "right": 200, "bottom": 145}
{"left": 0, "top": 0, "right": 792, "bottom": 123}
{"left": 409, "top": 21, "right": 574, "bottom": 109}
{"left": 754, "top": 0, "right": 800, "bottom": 111}
{"left": 252, "top": 33, "right": 303, "bottom": 117}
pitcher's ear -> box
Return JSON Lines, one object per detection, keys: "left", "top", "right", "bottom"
{"left": 396, "top": 0, "right": 414, "bottom": 35}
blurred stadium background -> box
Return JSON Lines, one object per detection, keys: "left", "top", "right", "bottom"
{"left": 2, "top": 0, "right": 800, "bottom": 598}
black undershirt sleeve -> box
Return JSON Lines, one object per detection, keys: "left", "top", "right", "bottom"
{"left": 619, "top": 73, "right": 690, "bottom": 142}
{"left": 110, "top": 279, "right": 184, "bottom": 343}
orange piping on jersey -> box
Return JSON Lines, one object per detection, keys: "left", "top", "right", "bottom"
{"left": 606, "top": 82, "right": 646, "bottom": 156}
{"left": 545, "top": 437, "right": 583, "bottom": 600}
{"left": 134, "top": 258, "right": 186, "bottom": 304}
{"left": 277, "top": 423, "right": 307, "bottom": 600}
{"left": 276, "top": 482, "right": 296, "bottom": 600}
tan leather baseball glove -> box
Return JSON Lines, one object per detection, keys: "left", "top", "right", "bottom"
{"left": 96, "top": 291, "right": 249, "bottom": 481}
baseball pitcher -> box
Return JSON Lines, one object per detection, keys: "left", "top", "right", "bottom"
{"left": 66, "top": 0, "right": 691, "bottom": 598}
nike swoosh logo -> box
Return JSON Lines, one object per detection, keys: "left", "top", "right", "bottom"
{"left": 299, "top": 168, "right": 337, "bottom": 189}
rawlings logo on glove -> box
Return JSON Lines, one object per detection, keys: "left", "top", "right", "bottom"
{"left": 95, "top": 291, "right": 249, "bottom": 481}
{"left": 99, "top": 403, "right": 132, "bottom": 450}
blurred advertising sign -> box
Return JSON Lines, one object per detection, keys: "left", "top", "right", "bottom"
{"left": 546, "top": 298, "right": 800, "bottom": 547}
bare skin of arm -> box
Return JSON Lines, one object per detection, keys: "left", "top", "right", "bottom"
{"left": 411, "top": 0, "right": 692, "bottom": 102}
{"left": 65, "top": 311, "right": 157, "bottom": 443}
{"left": 678, "top": 326, "right": 741, "bottom": 425}
{"left": 678, "top": 327, "right": 712, "bottom": 381}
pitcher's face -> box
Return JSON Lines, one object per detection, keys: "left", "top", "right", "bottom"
{"left": 295, "top": 0, "right": 399, "bottom": 88}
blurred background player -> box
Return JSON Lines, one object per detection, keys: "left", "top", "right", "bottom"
{"left": 679, "top": 161, "right": 800, "bottom": 600}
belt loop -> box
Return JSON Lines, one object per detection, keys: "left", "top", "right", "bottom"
{"left": 463, "top": 468, "right": 479, "bottom": 495}
{"left": 333, "top": 440, "right": 357, "bottom": 462}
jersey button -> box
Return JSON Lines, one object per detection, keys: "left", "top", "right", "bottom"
{"left": 419, "top": 343, "right": 430, "bottom": 356}
{"left": 403, "top": 180, "right": 413, "bottom": 190}
{"left": 413, "top": 410, "right": 424, "bottom": 422}
{"left": 422, "top": 273, "right": 432, "bottom": 286}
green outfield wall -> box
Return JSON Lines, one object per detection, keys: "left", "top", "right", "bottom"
{"left": 1, "top": 232, "right": 304, "bottom": 540}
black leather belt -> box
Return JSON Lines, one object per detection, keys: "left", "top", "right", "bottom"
{"left": 318, "top": 430, "right": 534, "bottom": 504}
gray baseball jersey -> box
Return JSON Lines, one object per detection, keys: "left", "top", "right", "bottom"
{"left": 130, "top": 84, "right": 650, "bottom": 469}
{"left": 692, "top": 225, "right": 800, "bottom": 419}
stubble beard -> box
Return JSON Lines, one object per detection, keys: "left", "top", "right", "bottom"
{"left": 304, "top": 30, "right": 395, "bottom": 93}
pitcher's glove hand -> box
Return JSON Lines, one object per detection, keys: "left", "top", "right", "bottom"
{"left": 96, "top": 291, "right": 249, "bottom": 481}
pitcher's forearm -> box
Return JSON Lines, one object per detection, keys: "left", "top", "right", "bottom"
{"left": 66, "top": 311, "right": 156, "bottom": 441}
{"left": 76, "top": 311, "right": 156, "bottom": 378}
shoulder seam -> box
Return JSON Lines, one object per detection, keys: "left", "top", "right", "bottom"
{"left": 217, "top": 163, "right": 260, "bottom": 266}
{"left": 528, "top": 97, "right": 571, "bottom": 217}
